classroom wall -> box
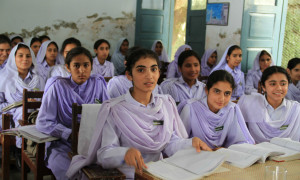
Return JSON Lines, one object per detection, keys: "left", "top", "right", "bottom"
{"left": 0, "top": 0, "right": 136, "bottom": 54}
{"left": 205, "top": 0, "right": 244, "bottom": 61}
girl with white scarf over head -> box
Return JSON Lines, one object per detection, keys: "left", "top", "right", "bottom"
{"left": 111, "top": 38, "right": 129, "bottom": 75}
{"left": 151, "top": 40, "right": 170, "bottom": 63}
{"left": 0, "top": 43, "right": 45, "bottom": 147}
{"left": 245, "top": 50, "right": 273, "bottom": 94}
{"left": 286, "top": 57, "right": 300, "bottom": 102}
{"left": 200, "top": 49, "right": 217, "bottom": 77}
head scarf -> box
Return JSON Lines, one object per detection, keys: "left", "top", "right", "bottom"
{"left": 201, "top": 49, "right": 217, "bottom": 76}
{"left": 111, "top": 37, "right": 127, "bottom": 75}
{"left": 174, "top": 44, "right": 192, "bottom": 63}
{"left": 151, "top": 40, "right": 170, "bottom": 62}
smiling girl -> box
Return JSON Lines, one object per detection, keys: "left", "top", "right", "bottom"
{"left": 36, "top": 47, "right": 109, "bottom": 180}
{"left": 210, "top": 45, "right": 245, "bottom": 100}
{"left": 66, "top": 48, "right": 211, "bottom": 179}
{"left": 238, "top": 66, "right": 300, "bottom": 143}
{"left": 178, "top": 70, "right": 254, "bottom": 148}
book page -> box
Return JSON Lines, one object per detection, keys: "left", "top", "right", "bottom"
{"left": 228, "top": 143, "right": 284, "bottom": 163}
{"left": 18, "top": 125, "right": 59, "bottom": 143}
{"left": 164, "top": 147, "right": 225, "bottom": 175}
{"left": 256, "top": 142, "right": 300, "bottom": 160}
{"left": 217, "top": 148, "right": 261, "bottom": 168}
{"left": 270, "top": 137, "right": 300, "bottom": 151}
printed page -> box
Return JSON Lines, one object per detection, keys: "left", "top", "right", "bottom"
{"left": 228, "top": 143, "right": 284, "bottom": 163}
{"left": 257, "top": 142, "right": 300, "bottom": 161}
{"left": 217, "top": 148, "right": 261, "bottom": 168}
{"left": 270, "top": 137, "right": 300, "bottom": 151}
{"left": 163, "top": 147, "right": 225, "bottom": 175}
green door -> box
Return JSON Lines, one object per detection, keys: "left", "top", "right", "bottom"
{"left": 241, "top": 0, "right": 288, "bottom": 72}
{"left": 186, "top": 0, "right": 207, "bottom": 56}
{"left": 135, "top": 0, "right": 172, "bottom": 53}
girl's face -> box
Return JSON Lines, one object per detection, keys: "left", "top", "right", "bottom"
{"left": 126, "top": 57, "right": 159, "bottom": 94}
{"left": 155, "top": 42, "right": 163, "bottom": 56}
{"left": 0, "top": 43, "right": 11, "bottom": 64}
{"left": 259, "top": 54, "right": 272, "bottom": 72}
{"left": 66, "top": 54, "right": 92, "bottom": 85}
{"left": 45, "top": 43, "right": 58, "bottom": 64}
{"left": 287, "top": 64, "right": 300, "bottom": 82}
{"left": 11, "top": 38, "right": 22, "bottom": 48}
{"left": 63, "top": 43, "right": 77, "bottom": 59}
{"left": 262, "top": 73, "right": 288, "bottom": 106}
{"left": 207, "top": 52, "right": 217, "bottom": 67}
{"left": 206, "top": 81, "right": 232, "bottom": 113}
{"left": 120, "top": 40, "right": 129, "bottom": 55}
{"left": 94, "top": 43, "right": 110, "bottom": 61}
{"left": 226, "top": 49, "right": 242, "bottom": 69}
{"left": 179, "top": 56, "right": 200, "bottom": 82}
{"left": 30, "top": 41, "right": 41, "bottom": 56}
{"left": 15, "top": 48, "right": 32, "bottom": 73}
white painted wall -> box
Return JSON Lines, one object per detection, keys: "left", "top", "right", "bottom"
{"left": 205, "top": 0, "right": 244, "bottom": 61}
{"left": 0, "top": 0, "right": 136, "bottom": 54}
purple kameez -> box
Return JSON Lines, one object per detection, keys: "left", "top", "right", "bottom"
{"left": 178, "top": 97, "right": 254, "bottom": 149}
{"left": 91, "top": 57, "right": 115, "bottom": 77}
{"left": 36, "top": 74, "right": 109, "bottom": 180}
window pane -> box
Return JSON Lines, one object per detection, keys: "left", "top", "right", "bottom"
{"left": 254, "top": 0, "right": 276, "bottom": 6}
{"left": 191, "top": 0, "right": 206, "bottom": 10}
{"left": 142, "top": 0, "right": 164, "bottom": 10}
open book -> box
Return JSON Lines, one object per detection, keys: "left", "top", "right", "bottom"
{"left": 2, "top": 101, "right": 23, "bottom": 112}
{"left": 145, "top": 147, "right": 227, "bottom": 180}
{"left": 256, "top": 137, "right": 300, "bottom": 162}
{"left": 216, "top": 143, "right": 284, "bottom": 169}
{"left": 1, "top": 125, "right": 59, "bottom": 143}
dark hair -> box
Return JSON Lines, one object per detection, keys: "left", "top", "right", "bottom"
{"left": 48, "top": 41, "right": 59, "bottom": 50}
{"left": 39, "top": 35, "right": 50, "bottom": 41}
{"left": 11, "top": 36, "right": 23, "bottom": 43}
{"left": 30, "top": 37, "right": 41, "bottom": 46}
{"left": 261, "top": 66, "right": 291, "bottom": 87}
{"left": 65, "top": 46, "right": 93, "bottom": 66}
{"left": 227, "top": 45, "right": 241, "bottom": 56}
{"left": 15, "top": 44, "right": 30, "bottom": 55}
{"left": 259, "top": 50, "right": 271, "bottom": 59}
{"left": 287, "top": 58, "right": 300, "bottom": 70}
{"left": 177, "top": 50, "right": 201, "bottom": 68}
{"left": 0, "top": 34, "right": 11, "bottom": 45}
{"left": 156, "top": 41, "right": 162, "bottom": 46}
{"left": 125, "top": 48, "right": 159, "bottom": 75}
{"left": 206, "top": 70, "right": 236, "bottom": 91}
{"left": 60, "top": 37, "right": 81, "bottom": 54}
{"left": 94, "top": 39, "right": 110, "bottom": 50}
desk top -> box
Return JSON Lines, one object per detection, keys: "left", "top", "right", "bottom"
{"left": 141, "top": 160, "right": 300, "bottom": 180}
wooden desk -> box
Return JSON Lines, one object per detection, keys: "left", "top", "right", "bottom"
{"left": 142, "top": 160, "right": 300, "bottom": 180}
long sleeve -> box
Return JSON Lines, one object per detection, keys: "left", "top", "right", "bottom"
{"left": 36, "top": 85, "right": 71, "bottom": 141}
{"left": 245, "top": 73, "right": 257, "bottom": 94}
{"left": 0, "top": 92, "right": 9, "bottom": 112}
{"left": 163, "top": 132, "right": 192, "bottom": 157}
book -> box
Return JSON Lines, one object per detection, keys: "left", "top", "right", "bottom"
{"left": 216, "top": 143, "right": 285, "bottom": 168}
{"left": 145, "top": 147, "right": 227, "bottom": 180}
{"left": 1, "top": 125, "right": 59, "bottom": 143}
{"left": 2, "top": 101, "right": 23, "bottom": 112}
{"left": 256, "top": 137, "right": 300, "bottom": 162}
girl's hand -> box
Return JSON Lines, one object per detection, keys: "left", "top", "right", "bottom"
{"left": 192, "top": 137, "right": 212, "bottom": 152}
{"left": 124, "top": 148, "right": 148, "bottom": 174}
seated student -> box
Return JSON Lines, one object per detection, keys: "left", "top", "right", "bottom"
{"left": 0, "top": 43, "right": 45, "bottom": 147}
{"left": 49, "top": 37, "right": 81, "bottom": 78}
{"left": 0, "top": 34, "right": 11, "bottom": 70}
{"left": 178, "top": 70, "right": 254, "bottom": 149}
{"left": 92, "top": 39, "right": 115, "bottom": 77}
{"left": 286, "top": 58, "right": 300, "bottom": 102}
{"left": 200, "top": 49, "right": 217, "bottom": 77}
{"left": 111, "top": 38, "right": 129, "bottom": 75}
{"left": 36, "top": 40, "right": 64, "bottom": 81}
{"left": 210, "top": 45, "right": 245, "bottom": 100}
{"left": 161, "top": 50, "right": 206, "bottom": 103}
{"left": 28, "top": 37, "right": 42, "bottom": 57}
{"left": 151, "top": 40, "right": 170, "bottom": 63}
{"left": 238, "top": 66, "right": 300, "bottom": 143}
{"left": 166, "top": 44, "right": 191, "bottom": 78}
{"left": 108, "top": 47, "right": 162, "bottom": 98}
{"left": 39, "top": 35, "right": 51, "bottom": 43}
{"left": 36, "top": 47, "right": 109, "bottom": 180}
{"left": 10, "top": 34, "right": 23, "bottom": 48}
{"left": 245, "top": 50, "right": 273, "bottom": 94}
{"left": 66, "top": 48, "right": 211, "bottom": 179}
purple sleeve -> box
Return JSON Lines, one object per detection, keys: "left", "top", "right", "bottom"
{"left": 0, "top": 92, "right": 9, "bottom": 111}
{"left": 36, "top": 83, "right": 71, "bottom": 140}
{"left": 163, "top": 132, "right": 192, "bottom": 157}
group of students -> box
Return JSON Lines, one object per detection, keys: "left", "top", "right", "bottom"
{"left": 0, "top": 33, "right": 300, "bottom": 180}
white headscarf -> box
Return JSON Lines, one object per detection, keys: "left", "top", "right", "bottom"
{"left": 151, "top": 40, "right": 170, "bottom": 62}
{"left": 36, "top": 40, "right": 63, "bottom": 65}
{"left": 201, "top": 49, "right": 217, "bottom": 76}
{"left": 111, "top": 37, "right": 128, "bottom": 75}
{"left": 174, "top": 44, "right": 192, "bottom": 63}
{"left": 249, "top": 50, "right": 274, "bottom": 72}
{"left": 0, "top": 43, "right": 42, "bottom": 93}
{"left": 210, "top": 45, "right": 241, "bottom": 74}
{"left": 9, "top": 34, "right": 23, "bottom": 41}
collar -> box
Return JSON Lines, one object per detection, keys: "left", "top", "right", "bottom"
{"left": 225, "top": 64, "right": 239, "bottom": 74}
{"left": 70, "top": 76, "right": 88, "bottom": 89}
{"left": 124, "top": 88, "right": 157, "bottom": 108}
{"left": 18, "top": 70, "right": 33, "bottom": 81}
{"left": 94, "top": 57, "right": 107, "bottom": 66}
{"left": 263, "top": 95, "right": 287, "bottom": 111}
{"left": 178, "top": 76, "right": 199, "bottom": 87}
